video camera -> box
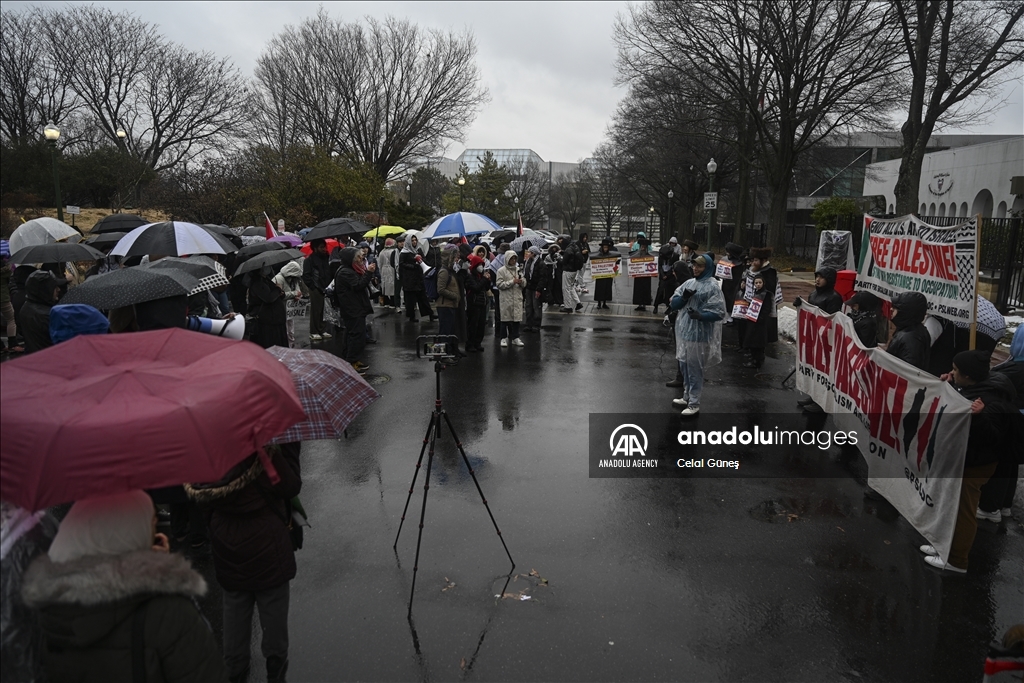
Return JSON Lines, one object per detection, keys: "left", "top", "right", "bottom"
{"left": 416, "top": 335, "right": 460, "bottom": 363}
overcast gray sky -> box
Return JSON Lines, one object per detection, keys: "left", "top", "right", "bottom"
{"left": 11, "top": 1, "right": 1024, "bottom": 162}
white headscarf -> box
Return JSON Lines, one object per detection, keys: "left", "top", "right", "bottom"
{"left": 48, "top": 490, "right": 154, "bottom": 564}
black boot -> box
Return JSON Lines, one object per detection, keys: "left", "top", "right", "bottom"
{"left": 267, "top": 656, "right": 288, "bottom": 683}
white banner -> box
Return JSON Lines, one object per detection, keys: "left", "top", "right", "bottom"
{"left": 795, "top": 303, "right": 971, "bottom": 562}
{"left": 856, "top": 214, "right": 977, "bottom": 324}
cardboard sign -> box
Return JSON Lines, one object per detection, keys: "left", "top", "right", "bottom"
{"left": 715, "top": 260, "right": 733, "bottom": 279}
{"left": 590, "top": 256, "right": 620, "bottom": 279}
{"left": 745, "top": 298, "right": 763, "bottom": 322}
{"left": 627, "top": 255, "right": 657, "bottom": 278}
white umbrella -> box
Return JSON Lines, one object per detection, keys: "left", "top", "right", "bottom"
{"left": 9, "top": 217, "right": 79, "bottom": 255}
{"left": 110, "top": 221, "right": 235, "bottom": 258}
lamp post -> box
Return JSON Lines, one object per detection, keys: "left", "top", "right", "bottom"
{"left": 648, "top": 205, "right": 655, "bottom": 239}
{"left": 707, "top": 158, "right": 718, "bottom": 244}
{"left": 43, "top": 123, "right": 63, "bottom": 222}
{"left": 513, "top": 195, "right": 519, "bottom": 223}
{"left": 457, "top": 176, "right": 465, "bottom": 211}
{"left": 406, "top": 181, "right": 412, "bottom": 207}
{"left": 116, "top": 126, "right": 128, "bottom": 210}
{"left": 667, "top": 189, "right": 674, "bottom": 243}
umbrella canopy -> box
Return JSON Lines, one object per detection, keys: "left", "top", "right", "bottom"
{"left": 111, "top": 221, "right": 237, "bottom": 258}
{"left": 200, "top": 224, "right": 244, "bottom": 249}
{"left": 364, "top": 225, "right": 406, "bottom": 239}
{"left": 304, "top": 217, "right": 372, "bottom": 242}
{"left": 235, "top": 248, "right": 304, "bottom": 276}
{"left": 142, "top": 256, "right": 229, "bottom": 294}
{"left": 509, "top": 230, "right": 548, "bottom": 254}
{"left": 241, "top": 226, "right": 264, "bottom": 236}
{"left": 236, "top": 240, "right": 289, "bottom": 260}
{"left": 299, "top": 238, "right": 341, "bottom": 257}
{"left": 486, "top": 229, "right": 517, "bottom": 244}
{"left": 91, "top": 213, "right": 147, "bottom": 234}
{"left": 268, "top": 234, "right": 303, "bottom": 247}
{"left": 0, "top": 328, "right": 305, "bottom": 511}
{"left": 9, "top": 217, "right": 79, "bottom": 255}
{"left": 84, "top": 231, "right": 128, "bottom": 247}
{"left": 952, "top": 295, "right": 1006, "bottom": 341}
{"left": 11, "top": 242, "right": 105, "bottom": 264}
{"left": 266, "top": 347, "right": 380, "bottom": 443}
{"left": 59, "top": 266, "right": 199, "bottom": 309}
{"left": 421, "top": 212, "right": 499, "bottom": 239}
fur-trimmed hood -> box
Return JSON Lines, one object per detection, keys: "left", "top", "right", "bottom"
{"left": 184, "top": 455, "right": 262, "bottom": 504}
{"left": 22, "top": 550, "right": 206, "bottom": 608}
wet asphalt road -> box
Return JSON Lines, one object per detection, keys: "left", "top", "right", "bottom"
{"left": 194, "top": 273, "right": 1021, "bottom": 683}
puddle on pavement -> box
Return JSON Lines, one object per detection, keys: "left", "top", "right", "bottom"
{"left": 750, "top": 496, "right": 851, "bottom": 523}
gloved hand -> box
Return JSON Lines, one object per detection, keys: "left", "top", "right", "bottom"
{"left": 687, "top": 309, "right": 701, "bottom": 320}
{"left": 415, "top": 255, "right": 423, "bottom": 263}
{"left": 680, "top": 289, "right": 694, "bottom": 301}
{"left": 793, "top": 296, "right": 803, "bottom": 307}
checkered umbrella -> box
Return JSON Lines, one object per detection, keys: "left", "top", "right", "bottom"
{"left": 952, "top": 295, "right": 1006, "bottom": 341}
{"left": 266, "top": 347, "right": 380, "bottom": 444}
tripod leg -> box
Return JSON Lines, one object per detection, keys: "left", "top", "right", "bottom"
{"left": 408, "top": 412, "right": 440, "bottom": 615}
{"left": 440, "top": 410, "right": 515, "bottom": 573}
{"left": 394, "top": 413, "right": 437, "bottom": 548}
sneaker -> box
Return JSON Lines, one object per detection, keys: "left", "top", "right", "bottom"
{"left": 672, "top": 398, "right": 688, "bottom": 407}
{"left": 976, "top": 508, "right": 1002, "bottom": 522}
{"left": 511, "top": 338, "right": 524, "bottom": 346}
{"left": 575, "top": 303, "right": 583, "bottom": 311}
{"left": 310, "top": 334, "right": 323, "bottom": 341}
{"left": 923, "top": 554, "right": 966, "bottom": 573}
{"left": 919, "top": 545, "right": 939, "bottom": 556}
{"left": 322, "top": 332, "right": 333, "bottom": 339}
{"left": 352, "top": 361, "right": 370, "bottom": 372}
{"left": 1001, "top": 508, "right": 1013, "bottom": 517}
{"left": 680, "top": 406, "right": 700, "bottom": 417}
{"left": 665, "top": 379, "right": 685, "bottom": 387}
{"left": 500, "top": 338, "right": 508, "bottom": 348}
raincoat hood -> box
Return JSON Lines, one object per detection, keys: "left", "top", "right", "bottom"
{"left": 503, "top": 251, "right": 518, "bottom": 268}
{"left": 891, "top": 291, "right": 928, "bottom": 329}
{"left": 694, "top": 253, "right": 715, "bottom": 280}
{"left": 339, "top": 247, "right": 358, "bottom": 268}
{"left": 440, "top": 248, "right": 457, "bottom": 269}
{"left": 815, "top": 267, "right": 838, "bottom": 289}
{"left": 279, "top": 260, "right": 303, "bottom": 279}
{"left": 49, "top": 304, "right": 109, "bottom": 344}
{"left": 847, "top": 290, "right": 881, "bottom": 311}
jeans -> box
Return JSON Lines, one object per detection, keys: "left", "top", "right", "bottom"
{"left": 343, "top": 315, "right": 366, "bottom": 363}
{"left": 222, "top": 582, "right": 290, "bottom": 679}
{"left": 500, "top": 320, "right": 520, "bottom": 340}
{"left": 678, "top": 357, "right": 705, "bottom": 407}
{"left": 562, "top": 271, "right": 580, "bottom": 308}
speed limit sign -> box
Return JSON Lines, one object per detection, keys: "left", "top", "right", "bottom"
{"left": 703, "top": 192, "right": 718, "bottom": 210}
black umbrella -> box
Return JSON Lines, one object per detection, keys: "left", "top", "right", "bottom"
{"left": 11, "top": 242, "right": 105, "bottom": 263}
{"left": 142, "top": 256, "right": 230, "bottom": 294}
{"left": 236, "top": 240, "right": 288, "bottom": 260}
{"left": 59, "top": 266, "right": 199, "bottom": 309}
{"left": 84, "top": 232, "right": 127, "bottom": 247}
{"left": 91, "top": 214, "right": 148, "bottom": 234}
{"left": 234, "top": 249, "right": 304, "bottom": 276}
{"left": 488, "top": 229, "right": 517, "bottom": 244}
{"left": 303, "top": 218, "right": 371, "bottom": 242}
{"left": 241, "top": 226, "right": 264, "bottom": 236}
{"left": 199, "top": 224, "right": 244, "bottom": 249}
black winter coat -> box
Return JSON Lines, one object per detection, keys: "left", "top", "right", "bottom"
{"left": 22, "top": 550, "right": 227, "bottom": 683}
{"left": 302, "top": 252, "right": 332, "bottom": 293}
{"left": 807, "top": 286, "right": 843, "bottom": 314}
{"left": 334, "top": 250, "right": 374, "bottom": 318}
{"left": 399, "top": 251, "right": 425, "bottom": 291}
{"left": 955, "top": 377, "right": 1017, "bottom": 467}
{"left": 19, "top": 300, "right": 52, "bottom": 354}
{"left": 186, "top": 443, "right": 301, "bottom": 593}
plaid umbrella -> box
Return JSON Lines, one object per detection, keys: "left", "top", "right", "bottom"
{"left": 266, "top": 347, "right": 380, "bottom": 443}
{"left": 952, "top": 295, "right": 1006, "bottom": 341}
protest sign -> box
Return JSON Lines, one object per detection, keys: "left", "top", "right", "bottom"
{"left": 715, "top": 260, "right": 734, "bottom": 279}
{"left": 745, "top": 298, "right": 763, "bottom": 322}
{"left": 795, "top": 302, "right": 971, "bottom": 563}
{"left": 627, "top": 255, "right": 656, "bottom": 278}
{"left": 856, "top": 214, "right": 977, "bottom": 324}
{"left": 590, "top": 256, "right": 620, "bottom": 279}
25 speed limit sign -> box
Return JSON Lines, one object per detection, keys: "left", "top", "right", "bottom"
{"left": 703, "top": 192, "right": 718, "bottom": 210}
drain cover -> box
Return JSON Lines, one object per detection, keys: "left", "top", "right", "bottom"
{"left": 365, "top": 373, "right": 391, "bottom": 385}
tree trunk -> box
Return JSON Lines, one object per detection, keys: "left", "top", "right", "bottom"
{"left": 893, "top": 119, "right": 934, "bottom": 217}
{"left": 733, "top": 158, "right": 751, "bottom": 245}
{"left": 766, "top": 168, "right": 793, "bottom": 252}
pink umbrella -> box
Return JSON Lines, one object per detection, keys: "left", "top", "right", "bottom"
{"left": 0, "top": 329, "right": 306, "bottom": 511}
{"left": 268, "top": 234, "right": 303, "bottom": 247}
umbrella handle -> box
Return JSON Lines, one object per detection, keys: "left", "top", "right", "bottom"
{"left": 257, "top": 445, "right": 281, "bottom": 485}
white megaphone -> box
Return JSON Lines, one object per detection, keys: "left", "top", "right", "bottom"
{"left": 186, "top": 315, "right": 245, "bottom": 340}
{"left": 419, "top": 261, "right": 432, "bottom": 275}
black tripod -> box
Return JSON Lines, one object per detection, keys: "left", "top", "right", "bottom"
{"left": 394, "top": 348, "right": 515, "bottom": 615}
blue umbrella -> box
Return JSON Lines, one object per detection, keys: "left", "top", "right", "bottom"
{"left": 421, "top": 212, "right": 500, "bottom": 239}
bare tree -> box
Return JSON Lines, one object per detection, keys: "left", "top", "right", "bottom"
{"left": 550, "top": 165, "right": 592, "bottom": 237}
{"left": 254, "top": 10, "right": 489, "bottom": 181}
{"left": 617, "top": 0, "right": 902, "bottom": 248}
{"left": 891, "top": 0, "right": 1024, "bottom": 215}
{"left": 503, "top": 157, "right": 549, "bottom": 229}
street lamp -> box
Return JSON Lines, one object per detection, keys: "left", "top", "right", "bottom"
{"left": 43, "top": 123, "right": 63, "bottom": 222}
{"left": 457, "top": 176, "right": 465, "bottom": 211}
{"left": 707, "top": 158, "right": 718, "bottom": 242}
{"left": 648, "top": 205, "right": 655, "bottom": 238}
{"left": 667, "top": 189, "right": 674, "bottom": 243}
{"left": 116, "top": 126, "right": 127, "bottom": 142}
{"left": 406, "top": 181, "right": 411, "bottom": 207}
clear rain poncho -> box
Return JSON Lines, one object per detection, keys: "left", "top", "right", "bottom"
{"left": 671, "top": 254, "right": 727, "bottom": 366}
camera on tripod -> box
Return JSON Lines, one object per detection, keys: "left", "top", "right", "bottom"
{"left": 416, "top": 335, "right": 459, "bottom": 362}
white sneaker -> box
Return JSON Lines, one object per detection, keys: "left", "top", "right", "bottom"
{"left": 1001, "top": 508, "right": 1013, "bottom": 517}
{"left": 511, "top": 338, "right": 524, "bottom": 347}
{"left": 976, "top": 508, "right": 1002, "bottom": 522}
{"left": 310, "top": 334, "right": 323, "bottom": 341}
{"left": 680, "top": 406, "right": 700, "bottom": 417}
{"left": 322, "top": 332, "right": 333, "bottom": 339}
{"left": 923, "top": 554, "right": 966, "bottom": 573}
{"left": 672, "top": 398, "right": 688, "bottom": 407}
{"left": 919, "top": 545, "right": 939, "bottom": 557}
{"left": 500, "top": 338, "right": 508, "bottom": 348}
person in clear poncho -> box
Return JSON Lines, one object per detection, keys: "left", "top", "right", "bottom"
{"left": 669, "top": 253, "right": 726, "bottom": 416}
